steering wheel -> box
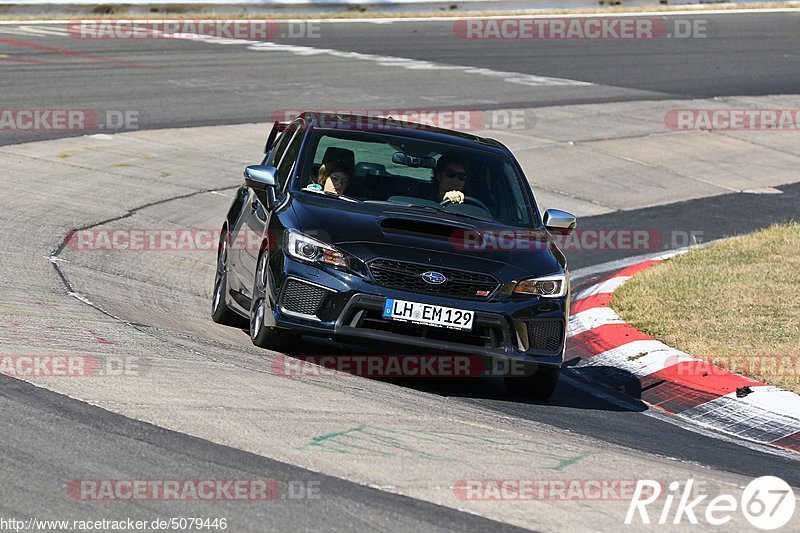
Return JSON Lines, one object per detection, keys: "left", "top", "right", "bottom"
{"left": 440, "top": 195, "right": 491, "bottom": 212}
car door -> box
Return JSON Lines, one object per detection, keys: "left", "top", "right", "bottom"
{"left": 235, "top": 120, "right": 306, "bottom": 301}
{"left": 228, "top": 122, "right": 287, "bottom": 298}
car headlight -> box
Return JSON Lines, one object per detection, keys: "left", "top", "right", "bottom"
{"left": 284, "top": 229, "right": 350, "bottom": 270}
{"left": 513, "top": 272, "right": 568, "bottom": 298}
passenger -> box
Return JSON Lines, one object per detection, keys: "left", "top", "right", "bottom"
{"left": 431, "top": 155, "right": 470, "bottom": 204}
{"left": 317, "top": 161, "right": 352, "bottom": 196}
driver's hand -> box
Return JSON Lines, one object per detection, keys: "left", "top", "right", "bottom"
{"left": 443, "top": 190, "right": 465, "bottom": 204}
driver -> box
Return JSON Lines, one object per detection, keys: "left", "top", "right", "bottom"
{"left": 431, "top": 155, "right": 469, "bottom": 204}
{"left": 317, "top": 161, "right": 352, "bottom": 196}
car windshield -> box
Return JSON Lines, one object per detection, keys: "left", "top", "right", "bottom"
{"left": 298, "top": 129, "right": 537, "bottom": 227}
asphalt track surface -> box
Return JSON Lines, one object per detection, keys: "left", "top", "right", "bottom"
{"left": 1, "top": 11, "right": 800, "bottom": 145}
{"left": 1, "top": 12, "right": 800, "bottom": 532}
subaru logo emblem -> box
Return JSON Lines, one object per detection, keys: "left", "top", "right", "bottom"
{"left": 421, "top": 271, "right": 447, "bottom": 285}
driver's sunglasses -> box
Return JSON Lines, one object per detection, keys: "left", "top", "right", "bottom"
{"left": 445, "top": 169, "right": 468, "bottom": 181}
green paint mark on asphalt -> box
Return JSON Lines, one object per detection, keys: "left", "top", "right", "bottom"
{"left": 550, "top": 451, "right": 592, "bottom": 471}
{"left": 303, "top": 425, "right": 592, "bottom": 469}
{"left": 306, "top": 425, "right": 389, "bottom": 456}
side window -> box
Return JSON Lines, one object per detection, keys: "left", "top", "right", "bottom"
{"left": 500, "top": 161, "right": 533, "bottom": 226}
{"left": 263, "top": 133, "right": 281, "bottom": 166}
{"left": 275, "top": 124, "right": 305, "bottom": 189}
{"left": 265, "top": 123, "right": 297, "bottom": 170}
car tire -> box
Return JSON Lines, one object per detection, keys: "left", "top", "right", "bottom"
{"left": 250, "top": 252, "right": 299, "bottom": 353}
{"left": 212, "top": 229, "right": 247, "bottom": 327}
{"left": 504, "top": 365, "right": 560, "bottom": 401}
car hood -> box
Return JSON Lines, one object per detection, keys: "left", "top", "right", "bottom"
{"left": 289, "top": 192, "right": 566, "bottom": 281}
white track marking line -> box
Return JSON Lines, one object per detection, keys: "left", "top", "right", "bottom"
{"left": 570, "top": 245, "right": 703, "bottom": 282}
{"left": 17, "top": 25, "right": 71, "bottom": 36}
{"left": 576, "top": 339, "right": 695, "bottom": 376}
{"left": 573, "top": 275, "right": 631, "bottom": 300}
{"left": 0, "top": 25, "right": 71, "bottom": 37}
{"left": 1, "top": 19, "right": 594, "bottom": 87}
{"left": 242, "top": 41, "right": 592, "bottom": 87}
{"left": 158, "top": 32, "right": 593, "bottom": 87}
{"left": 7, "top": 9, "right": 789, "bottom": 88}
{"left": 568, "top": 306, "right": 624, "bottom": 337}
{"left": 0, "top": 27, "right": 41, "bottom": 36}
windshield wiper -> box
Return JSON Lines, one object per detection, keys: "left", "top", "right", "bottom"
{"left": 326, "top": 192, "right": 361, "bottom": 203}
{"left": 303, "top": 188, "right": 362, "bottom": 203}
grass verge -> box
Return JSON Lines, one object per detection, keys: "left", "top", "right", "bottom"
{"left": 612, "top": 222, "right": 800, "bottom": 393}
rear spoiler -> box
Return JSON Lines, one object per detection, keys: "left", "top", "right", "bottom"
{"left": 264, "top": 121, "right": 289, "bottom": 154}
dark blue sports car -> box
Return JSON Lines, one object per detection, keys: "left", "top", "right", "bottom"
{"left": 212, "top": 112, "right": 576, "bottom": 399}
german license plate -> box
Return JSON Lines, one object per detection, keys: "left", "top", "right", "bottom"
{"left": 382, "top": 299, "right": 474, "bottom": 331}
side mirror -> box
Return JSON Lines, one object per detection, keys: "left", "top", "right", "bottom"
{"left": 244, "top": 165, "right": 277, "bottom": 190}
{"left": 543, "top": 209, "right": 577, "bottom": 236}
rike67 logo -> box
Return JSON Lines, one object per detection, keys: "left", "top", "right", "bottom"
{"left": 626, "top": 477, "right": 796, "bottom": 530}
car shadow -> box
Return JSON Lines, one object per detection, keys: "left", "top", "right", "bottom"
{"left": 280, "top": 335, "right": 648, "bottom": 413}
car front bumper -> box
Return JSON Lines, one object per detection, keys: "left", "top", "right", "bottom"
{"left": 267, "top": 258, "right": 568, "bottom": 366}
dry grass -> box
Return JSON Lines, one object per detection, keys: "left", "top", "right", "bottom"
{"left": 612, "top": 223, "right": 800, "bottom": 392}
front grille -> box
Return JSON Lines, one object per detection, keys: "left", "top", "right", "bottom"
{"left": 527, "top": 319, "right": 564, "bottom": 352}
{"left": 281, "top": 279, "right": 329, "bottom": 317}
{"left": 368, "top": 259, "right": 499, "bottom": 300}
